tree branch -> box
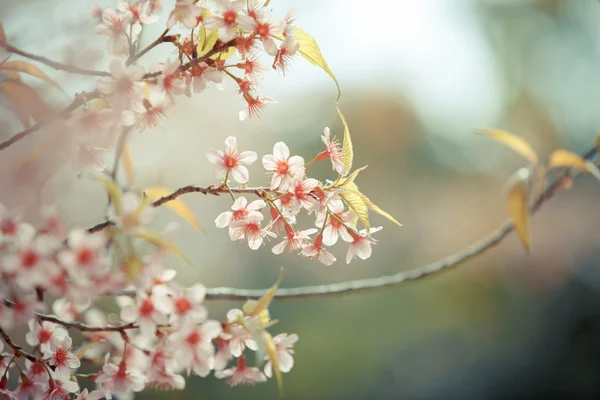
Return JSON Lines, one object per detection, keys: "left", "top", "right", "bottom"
{"left": 0, "top": 90, "right": 101, "bottom": 151}
{"left": 127, "top": 29, "right": 169, "bottom": 66}
{"left": 35, "top": 313, "right": 137, "bottom": 333}
{"left": 200, "top": 146, "right": 599, "bottom": 301}
{"left": 0, "top": 327, "right": 38, "bottom": 362}
{"left": 1, "top": 43, "right": 111, "bottom": 77}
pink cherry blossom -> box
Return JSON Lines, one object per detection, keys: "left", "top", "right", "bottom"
{"left": 166, "top": 0, "right": 202, "bottom": 29}
{"left": 206, "top": 136, "right": 257, "bottom": 184}
{"left": 239, "top": 95, "right": 276, "bottom": 121}
{"left": 169, "top": 320, "right": 222, "bottom": 377}
{"left": 237, "top": 12, "right": 285, "bottom": 54}
{"left": 272, "top": 226, "right": 317, "bottom": 255}
{"left": 290, "top": 178, "right": 319, "bottom": 212}
{"left": 215, "top": 196, "right": 266, "bottom": 229}
{"left": 157, "top": 59, "right": 186, "bottom": 100}
{"left": 146, "top": 343, "right": 185, "bottom": 391}
{"left": 25, "top": 319, "right": 67, "bottom": 352}
{"left": 229, "top": 212, "right": 275, "bottom": 250}
{"left": 169, "top": 283, "right": 208, "bottom": 325}
{"left": 316, "top": 199, "right": 356, "bottom": 246}
{"left": 95, "top": 9, "right": 138, "bottom": 55}
{"left": 346, "top": 226, "right": 383, "bottom": 264}
{"left": 41, "top": 379, "right": 78, "bottom": 400}
{"left": 318, "top": 127, "right": 346, "bottom": 175}
{"left": 186, "top": 63, "right": 224, "bottom": 94}
{"left": 266, "top": 35, "right": 300, "bottom": 72}
{"left": 222, "top": 308, "right": 258, "bottom": 357}
{"left": 301, "top": 234, "right": 336, "bottom": 266}
{"left": 42, "top": 335, "right": 81, "bottom": 381}
{"left": 96, "top": 359, "right": 146, "bottom": 399}
{"left": 15, "top": 375, "right": 44, "bottom": 400}
{"left": 74, "top": 388, "right": 106, "bottom": 400}
{"left": 264, "top": 333, "right": 298, "bottom": 377}
{"left": 203, "top": 0, "right": 244, "bottom": 42}
{"left": 107, "top": 192, "right": 156, "bottom": 233}
{"left": 262, "top": 142, "right": 305, "bottom": 191}
{"left": 215, "top": 356, "right": 266, "bottom": 386}
{"left": 96, "top": 59, "right": 145, "bottom": 109}
{"left": 120, "top": 289, "right": 172, "bottom": 337}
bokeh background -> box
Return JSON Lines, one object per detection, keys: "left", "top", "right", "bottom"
{"left": 2, "top": 0, "right": 600, "bottom": 398}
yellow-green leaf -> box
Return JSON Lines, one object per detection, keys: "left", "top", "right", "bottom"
{"left": 134, "top": 230, "right": 193, "bottom": 266}
{"left": 294, "top": 27, "right": 341, "bottom": 102}
{"left": 93, "top": 175, "right": 123, "bottom": 213}
{"left": 1, "top": 61, "right": 62, "bottom": 91}
{"left": 548, "top": 149, "right": 600, "bottom": 181}
{"left": 249, "top": 268, "right": 282, "bottom": 319}
{"left": 144, "top": 186, "right": 203, "bottom": 231}
{"left": 357, "top": 190, "right": 402, "bottom": 228}
{"left": 197, "top": 26, "right": 219, "bottom": 57}
{"left": 335, "top": 165, "right": 367, "bottom": 188}
{"left": 121, "top": 139, "right": 135, "bottom": 185}
{"left": 338, "top": 106, "right": 353, "bottom": 175}
{"left": 479, "top": 129, "right": 539, "bottom": 165}
{"left": 264, "top": 331, "right": 284, "bottom": 395}
{"left": 340, "top": 185, "right": 369, "bottom": 231}
{"left": 0, "top": 79, "right": 53, "bottom": 123}
{"left": 506, "top": 174, "right": 530, "bottom": 252}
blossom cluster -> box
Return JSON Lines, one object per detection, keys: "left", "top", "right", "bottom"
{"left": 0, "top": 201, "right": 297, "bottom": 398}
{"left": 208, "top": 132, "right": 383, "bottom": 265}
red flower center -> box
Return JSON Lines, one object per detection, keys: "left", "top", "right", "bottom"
{"left": 275, "top": 160, "right": 289, "bottom": 176}
{"left": 54, "top": 347, "right": 68, "bottom": 366}
{"left": 77, "top": 247, "right": 94, "bottom": 265}
{"left": 186, "top": 331, "right": 201, "bottom": 346}
{"left": 38, "top": 329, "right": 52, "bottom": 343}
{"left": 224, "top": 154, "right": 238, "bottom": 169}
{"left": 174, "top": 298, "right": 192, "bottom": 315}
{"left": 223, "top": 10, "right": 237, "bottom": 26}
{"left": 21, "top": 249, "right": 39, "bottom": 269}
{"left": 139, "top": 299, "right": 155, "bottom": 317}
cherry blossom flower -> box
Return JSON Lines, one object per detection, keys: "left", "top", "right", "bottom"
{"left": 168, "top": 283, "right": 208, "bottom": 325}
{"left": 206, "top": 136, "right": 257, "bottom": 184}
{"left": 95, "top": 8, "right": 137, "bottom": 55}
{"left": 262, "top": 142, "right": 305, "bottom": 191}
{"left": 15, "top": 375, "right": 44, "bottom": 400}
{"left": 272, "top": 226, "right": 317, "bottom": 255}
{"left": 59, "top": 230, "right": 107, "bottom": 276}
{"left": 186, "top": 63, "right": 224, "bottom": 93}
{"left": 315, "top": 199, "right": 356, "bottom": 246}
{"left": 318, "top": 127, "right": 346, "bottom": 175}
{"left": 301, "top": 234, "right": 336, "bottom": 265}
{"left": 167, "top": 0, "right": 202, "bottom": 29}
{"left": 236, "top": 56, "right": 266, "bottom": 79}
{"left": 346, "top": 226, "right": 383, "bottom": 264}
{"left": 169, "top": 320, "right": 222, "bottom": 377}
{"left": 214, "top": 337, "right": 232, "bottom": 371}
{"left": 215, "top": 196, "right": 266, "bottom": 229}
{"left": 146, "top": 343, "right": 185, "bottom": 391}
{"left": 118, "top": 0, "right": 160, "bottom": 25}
{"left": 42, "top": 335, "right": 81, "bottom": 381}
{"left": 215, "top": 356, "right": 266, "bottom": 386}
{"left": 41, "top": 379, "right": 78, "bottom": 400}
{"left": 229, "top": 212, "right": 273, "bottom": 250}
{"left": 120, "top": 289, "right": 172, "bottom": 337}
{"left": 107, "top": 192, "right": 156, "bottom": 233}
{"left": 264, "top": 333, "right": 298, "bottom": 377}
{"left": 222, "top": 309, "right": 258, "bottom": 357}
{"left": 203, "top": 0, "right": 244, "bottom": 42}
{"left": 290, "top": 178, "right": 319, "bottom": 212}
{"left": 74, "top": 388, "right": 106, "bottom": 400}
{"left": 25, "top": 319, "right": 67, "bottom": 352}
{"left": 133, "top": 98, "right": 168, "bottom": 132}
{"left": 96, "top": 59, "right": 145, "bottom": 109}
{"left": 6, "top": 295, "right": 44, "bottom": 328}
{"left": 239, "top": 95, "right": 276, "bottom": 121}
{"left": 237, "top": 12, "right": 285, "bottom": 54}
{"left": 265, "top": 35, "right": 300, "bottom": 72}
{"left": 96, "top": 358, "right": 146, "bottom": 399}
{"left": 157, "top": 59, "right": 186, "bottom": 100}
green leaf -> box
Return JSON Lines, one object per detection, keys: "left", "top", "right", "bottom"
{"left": 334, "top": 165, "right": 367, "bottom": 188}
{"left": 356, "top": 190, "right": 402, "bottom": 227}
{"left": 1, "top": 61, "right": 63, "bottom": 91}
{"left": 92, "top": 175, "right": 123, "bottom": 213}
{"left": 338, "top": 106, "right": 353, "bottom": 175}
{"left": 294, "top": 27, "right": 341, "bottom": 102}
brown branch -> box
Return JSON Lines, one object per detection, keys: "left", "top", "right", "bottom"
{"left": 35, "top": 313, "right": 137, "bottom": 333}
{"left": 127, "top": 29, "right": 169, "bottom": 66}
{"left": 0, "top": 327, "right": 38, "bottom": 362}
{"left": 199, "top": 146, "right": 599, "bottom": 301}
{"left": 0, "top": 90, "right": 101, "bottom": 151}
{"left": 86, "top": 185, "right": 270, "bottom": 233}
{"left": 1, "top": 43, "right": 111, "bottom": 77}
{"left": 142, "top": 39, "right": 237, "bottom": 80}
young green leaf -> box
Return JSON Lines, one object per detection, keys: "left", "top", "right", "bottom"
{"left": 479, "top": 129, "right": 539, "bottom": 165}
{"left": 144, "top": 186, "right": 204, "bottom": 231}
{"left": 333, "top": 166, "right": 367, "bottom": 188}
{"left": 340, "top": 186, "right": 369, "bottom": 231}
{"left": 338, "top": 106, "right": 353, "bottom": 175}
{"left": 294, "top": 27, "right": 341, "bottom": 102}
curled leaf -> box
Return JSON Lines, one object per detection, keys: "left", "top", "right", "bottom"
{"left": 338, "top": 106, "right": 353, "bottom": 175}
{"left": 479, "top": 129, "right": 539, "bottom": 165}
{"left": 505, "top": 168, "right": 531, "bottom": 252}
{"left": 1, "top": 61, "right": 63, "bottom": 91}
{"left": 334, "top": 165, "right": 367, "bottom": 188}
{"left": 144, "top": 186, "right": 203, "bottom": 231}
{"left": 92, "top": 176, "right": 123, "bottom": 213}
{"left": 548, "top": 149, "right": 600, "bottom": 181}
{"left": 293, "top": 27, "right": 341, "bottom": 102}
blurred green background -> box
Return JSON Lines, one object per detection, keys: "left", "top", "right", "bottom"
{"left": 2, "top": 0, "right": 600, "bottom": 399}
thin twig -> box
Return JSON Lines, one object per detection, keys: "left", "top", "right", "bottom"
{"left": 0, "top": 327, "right": 38, "bottom": 362}
{"left": 0, "top": 90, "right": 101, "bottom": 151}
{"left": 110, "top": 126, "right": 133, "bottom": 181}
{"left": 1, "top": 43, "right": 111, "bottom": 77}
{"left": 86, "top": 185, "right": 269, "bottom": 233}
{"left": 127, "top": 29, "right": 169, "bottom": 66}
{"left": 36, "top": 313, "right": 137, "bottom": 333}
{"left": 199, "top": 147, "right": 598, "bottom": 301}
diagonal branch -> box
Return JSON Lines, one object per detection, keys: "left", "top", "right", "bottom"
{"left": 0, "top": 90, "right": 100, "bottom": 151}
{"left": 201, "top": 146, "right": 599, "bottom": 301}
{"left": 1, "top": 43, "right": 111, "bottom": 77}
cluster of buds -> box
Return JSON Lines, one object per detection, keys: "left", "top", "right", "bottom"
{"left": 208, "top": 131, "right": 383, "bottom": 265}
